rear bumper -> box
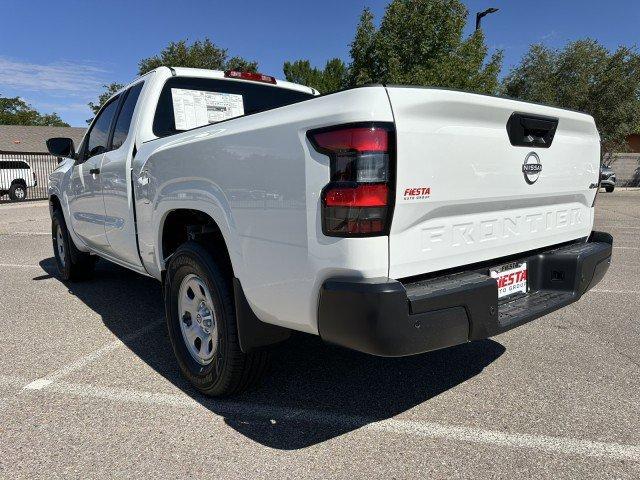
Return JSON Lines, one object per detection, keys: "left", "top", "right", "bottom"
{"left": 318, "top": 231, "right": 613, "bottom": 356}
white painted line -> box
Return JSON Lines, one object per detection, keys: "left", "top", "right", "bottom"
{"left": 23, "top": 379, "right": 53, "bottom": 390}
{"left": 596, "top": 225, "right": 640, "bottom": 229}
{"left": 0, "top": 231, "right": 50, "bottom": 236}
{"left": 590, "top": 289, "right": 640, "bottom": 295}
{"left": 613, "top": 246, "right": 640, "bottom": 251}
{"left": 22, "top": 320, "right": 162, "bottom": 390}
{"left": 0, "top": 263, "right": 43, "bottom": 269}
{"left": 23, "top": 379, "right": 640, "bottom": 462}
{"left": 0, "top": 200, "right": 48, "bottom": 209}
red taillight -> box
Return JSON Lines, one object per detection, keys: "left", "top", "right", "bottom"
{"left": 308, "top": 123, "right": 395, "bottom": 237}
{"left": 312, "top": 127, "right": 388, "bottom": 153}
{"left": 324, "top": 184, "right": 388, "bottom": 207}
{"left": 224, "top": 70, "right": 277, "bottom": 84}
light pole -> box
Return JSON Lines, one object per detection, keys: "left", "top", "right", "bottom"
{"left": 475, "top": 7, "right": 499, "bottom": 31}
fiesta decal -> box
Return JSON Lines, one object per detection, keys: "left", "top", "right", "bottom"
{"left": 403, "top": 187, "right": 431, "bottom": 201}
{"left": 494, "top": 269, "right": 527, "bottom": 288}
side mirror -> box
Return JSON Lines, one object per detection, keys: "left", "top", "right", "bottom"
{"left": 46, "top": 137, "right": 75, "bottom": 159}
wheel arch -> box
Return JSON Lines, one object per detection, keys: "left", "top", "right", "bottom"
{"left": 158, "top": 208, "right": 237, "bottom": 279}
{"left": 49, "top": 193, "right": 90, "bottom": 253}
{"left": 159, "top": 208, "right": 290, "bottom": 352}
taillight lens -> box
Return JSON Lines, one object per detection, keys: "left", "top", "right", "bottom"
{"left": 308, "top": 123, "right": 394, "bottom": 237}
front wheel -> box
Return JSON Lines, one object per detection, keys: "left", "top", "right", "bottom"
{"left": 164, "top": 241, "right": 269, "bottom": 397}
{"left": 51, "top": 210, "right": 96, "bottom": 281}
{"left": 9, "top": 183, "right": 27, "bottom": 201}
{"left": 605, "top": 185, "right": 615, "bottom": 193}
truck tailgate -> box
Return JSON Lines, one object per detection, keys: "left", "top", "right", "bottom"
{"left": 386, "top": 87, "right": 600, "bottom": 279}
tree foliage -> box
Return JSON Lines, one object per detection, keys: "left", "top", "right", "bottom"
{"left": 89, "top": 38, "right": 258, "bottom": 120}
{"left": 0, "top": 95, "right": 68, "bottom": 127}
{"left": 282, "top": 58, "right": 347, "bottom": 93}
{"left": 138, "top": 38, "right": 257, "bottom": 75}
{"left": 283, "top": 0, "right": 502, "bottom": 95}
{"left": 87, "top": 82, "right": 123, "bottom": 122}
{"left": 502, "top": 39, "right": 640, "bottom": 157}
{"left": 347, "top": 1, "right": 502, "bottom": 93}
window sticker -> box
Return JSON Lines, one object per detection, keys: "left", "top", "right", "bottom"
{"left": 171, "top": 88, "right": 245, "bottom": 130}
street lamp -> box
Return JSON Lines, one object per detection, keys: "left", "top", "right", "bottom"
{"left": 475, "top": 7, "right": 499, "bottom": 31}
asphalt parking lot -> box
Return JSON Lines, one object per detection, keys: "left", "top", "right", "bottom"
{"left": 0, "top": 192, "right": 639, "bottom": 479}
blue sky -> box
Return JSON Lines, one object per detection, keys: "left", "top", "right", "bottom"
{"left": 1, "top": 0, "right": 638, "bottom": 126}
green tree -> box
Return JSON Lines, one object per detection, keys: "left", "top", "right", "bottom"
{"left": 87, "top": 82, "right": 123, "bottom": 123}
{"left": 138, "top": 38, "right": 257, "bottom": 75}
{"left": 282, "top": 58, "right": 347, "bottom": 93}
{"left": 347, "top": 0, "right": 502, "bottom": 93}
{"left": 89, "top": 38, "right": 258, "bottom": 121}
{"left": 502, "top": 39, "right": 640, "bottom": 158}
{"left": 0, "top": 95, "right": 68, "bottom": 126}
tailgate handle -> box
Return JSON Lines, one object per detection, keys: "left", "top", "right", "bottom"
{"left": 507, "top": 112, "right": 558, "bottom": 148}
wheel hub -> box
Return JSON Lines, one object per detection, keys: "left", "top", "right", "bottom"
{"left": 177, "top": 274, "right": 218, "bottom": 365}
{"left": 56, "top": 225, "right": 66, "bottom": 267}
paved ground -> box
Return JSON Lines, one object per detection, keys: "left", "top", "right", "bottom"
{"left": 0, "top": 193, "right": 638, "bottom": 479}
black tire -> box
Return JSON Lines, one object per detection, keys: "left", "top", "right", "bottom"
{"left": 9, "top": 183, "right": 27, "bottom": 202}
{"left": 51, "top": 209, "right": 96, "bottom": 281}
{"left": 605, "top": 185, "right": 614, "bottom": 193}
{"left": 164, "top": 241, "right": 269, "bottom": 397}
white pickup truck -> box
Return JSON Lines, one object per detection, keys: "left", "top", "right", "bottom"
{"left": 48, "top": 67, "right": 612, "bottom": 396}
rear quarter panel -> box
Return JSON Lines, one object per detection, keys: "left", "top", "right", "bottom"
{"left": 134, "top": 86, "right": 393, "bottom": 333}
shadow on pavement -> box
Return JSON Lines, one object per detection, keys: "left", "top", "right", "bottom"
{"left": 38, "top": 257, "right": 505, "bottom": 450}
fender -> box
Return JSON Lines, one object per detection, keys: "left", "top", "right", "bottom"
{"left": 48, "top": 159, "right": 90, "bottom": 253}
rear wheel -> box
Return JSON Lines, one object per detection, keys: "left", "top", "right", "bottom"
{"left": 9, "top": 183, "right": 26, "bottom": 202}
{"left": 605, "top": 185, "right": 614, "bottom": 193}
{"left": 51, "top": 209, "right": 96, "bottom": 281}
{"left": 164, "top": 241, "right": 269, "bottom": 397}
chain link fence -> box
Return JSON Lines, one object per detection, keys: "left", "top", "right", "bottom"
{"left": 0, "top": 153, "right": 59, "bottom": 202}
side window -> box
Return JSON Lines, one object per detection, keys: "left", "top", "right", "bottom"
{"left": 112, "top": 82, "right": 144, "bottom": 150}
{"left": 17, "top": 162, "right": 30, "bottom": 169}
{"left": 84, "top": 97, "right": 120, "bottom": 161}
{"left": 0, "top": 161, "right": 7, "bottom": 170}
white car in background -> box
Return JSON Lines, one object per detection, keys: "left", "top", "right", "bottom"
{"left": 0, "top": 159, "right": 36, "bottom": 201}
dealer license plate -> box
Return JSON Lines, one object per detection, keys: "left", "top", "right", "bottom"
{"left": 490, "top": 262, "right": 528, "bottom": 299}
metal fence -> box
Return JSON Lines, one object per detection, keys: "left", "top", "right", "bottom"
{"left": 0, "top": 152, "right": 59, "bottom": 202}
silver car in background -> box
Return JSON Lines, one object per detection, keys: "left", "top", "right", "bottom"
{"left": 601, "top": 165, "right": 616, "bottom": 192}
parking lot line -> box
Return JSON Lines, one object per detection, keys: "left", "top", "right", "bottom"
{"left": 18, "top": 379, "right": 639, "bottom": 462}
{"left": 591, "top": 288, "right": 639, "bottom": 294}
{"left": 0, "top": 263, "right": 43, "bottom": 269}
{"left": 23, "top": 320, "right": 163, "bottom": 391}
{"left": 596, "top": 225, "right": 640, "bottom": 229}
{"left": 0, "top": 232, "right": 50, "bottom": 236}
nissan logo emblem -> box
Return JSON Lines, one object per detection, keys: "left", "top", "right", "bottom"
{"left": 522, "top": 152, "right": 542, "bottom": 184}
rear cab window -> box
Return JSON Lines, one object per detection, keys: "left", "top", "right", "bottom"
{"left": 152, "top": 77, "right": 315, "bottom": 138}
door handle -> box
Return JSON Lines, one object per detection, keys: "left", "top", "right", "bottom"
{"left": 89, "top": 168, "right": 100, "bottom": 175}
